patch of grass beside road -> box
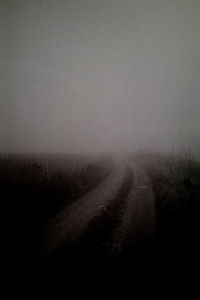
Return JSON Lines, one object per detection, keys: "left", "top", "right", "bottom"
{"left": 134, "top": 152, "right": 200, "bottom": 272}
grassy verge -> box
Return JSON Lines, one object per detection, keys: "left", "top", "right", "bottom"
{"left": 134, "top": 152, "right": 200, "bottom": 271}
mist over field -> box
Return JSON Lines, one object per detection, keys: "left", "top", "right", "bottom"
{"left": 2, "top": 2, "right": 200, "bottom": 289}
{"left": 1, "top": 0, "right": 200, "bottom": 155}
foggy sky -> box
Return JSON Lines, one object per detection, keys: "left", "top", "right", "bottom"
{"left": 1, "top": 0, "right": 200, "bottom": 154}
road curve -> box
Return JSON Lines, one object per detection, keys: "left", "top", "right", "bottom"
{"left": 40, "top": 159, "right": 128, "bottom": 256}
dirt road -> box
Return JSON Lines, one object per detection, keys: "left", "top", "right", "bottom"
{"left": 40, "top": 157, "right": 155, "bottom": 261}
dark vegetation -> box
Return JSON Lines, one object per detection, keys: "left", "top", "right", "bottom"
{"left": 133, "top": 151, "right": 200, "bottom": 277}
{"left": 1, "top": 154, "right": 111, "bottom": 264}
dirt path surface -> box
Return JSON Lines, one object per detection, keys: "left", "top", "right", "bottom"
{"left": 40, "top": 159, "right": 128, "bottom": 255}
{"left": 40, "top": 158, "right": 155, "bottom": 261}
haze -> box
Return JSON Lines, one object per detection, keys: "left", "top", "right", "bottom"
{"left": 1, "top": 0, "right": 200, "bottom": 155}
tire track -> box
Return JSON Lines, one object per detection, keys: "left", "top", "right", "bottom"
{"left": 73, "top": 167, "right": 134, "bottom": 264}
{"left": 109, "top": 162, "right": 155, "bottom": 256}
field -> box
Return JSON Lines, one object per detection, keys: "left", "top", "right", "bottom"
{"left": 2, "top": 151, "right": 200, "bottom": 288}
{"left": 1, "top": 153, "right": 111, "bottom": 264}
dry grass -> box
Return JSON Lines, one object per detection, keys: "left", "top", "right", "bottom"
{"left": 134, "top": 151, "right": 200, "bottom": 275}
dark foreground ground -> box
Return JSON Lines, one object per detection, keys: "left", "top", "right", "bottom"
{"left": 2, "top": 152, "right": 200, "bottom": 292}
